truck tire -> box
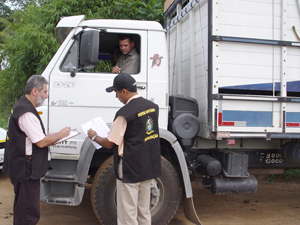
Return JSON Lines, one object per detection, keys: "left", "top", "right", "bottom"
{"left": 91, "top": 155, "right": 181, "bottom": 225}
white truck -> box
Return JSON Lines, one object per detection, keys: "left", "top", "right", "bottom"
{"left": 37, "top": 0, "right": 300, "bottom": 224}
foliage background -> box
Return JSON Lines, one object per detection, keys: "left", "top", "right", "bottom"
{"left": 0, "top": 0, "right": 165, "bottom": 127}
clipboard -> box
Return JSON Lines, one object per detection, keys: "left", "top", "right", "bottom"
{"left": 81, "top": 117, "right": 110, "bottom": 149}
{"left": 53, "top": 130, "right": 80, "bottom": 145}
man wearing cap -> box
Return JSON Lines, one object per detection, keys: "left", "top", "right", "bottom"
{"left": 88, "top": 73, "right": 161, "bottom": 225}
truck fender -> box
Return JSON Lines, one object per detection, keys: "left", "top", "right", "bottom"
{"left": 76, "top": 137, "right": 96, "bottom": 183}
{"left": 160, "top": 128, "right": 192, "bottom": 197}
{"left": 159, "top": 128, "right": 202, "bottom": 225}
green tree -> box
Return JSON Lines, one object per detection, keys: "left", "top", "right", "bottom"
{"left": 0, "top": 1, "right": 12, "bottom": 20}
{"left": 111, "top": 0, "right": 164, "bottom": 24}
{"left": 0, "top": 1, "right": 13, "bottom": 50}
{"left": 5, "top": 0, "right": 46, "bottom": 9}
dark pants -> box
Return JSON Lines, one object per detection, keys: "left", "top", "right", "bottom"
{"left": 11, "top": 158, "right": 41, "bottom": 225}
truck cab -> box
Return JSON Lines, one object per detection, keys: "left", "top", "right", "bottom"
{"left": 42, "top": 16, "right": 169, "bottom": 157}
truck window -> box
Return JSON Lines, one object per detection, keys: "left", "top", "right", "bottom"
{"left": 96, "top": 32, "right": 141, "bottom": 74}
{"left": 60, "top": 32, "right": 141, "bottom": 74}
{"left": 61, "top": 41, "right": 78, "bottom": 72}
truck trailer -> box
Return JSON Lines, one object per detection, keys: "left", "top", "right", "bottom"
{"left": 37, "top": 0, "right": 300, "bottom": 224}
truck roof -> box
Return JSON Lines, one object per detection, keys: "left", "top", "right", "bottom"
{"left": 80, "top": 19, "right": 164, "bottom": 31}
{"left": 56, "top": 15, "right": 164, "bottom": 44}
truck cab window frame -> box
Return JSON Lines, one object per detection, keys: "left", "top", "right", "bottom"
{"left": 60, "top": 32, "right": 141, "bottom": 75}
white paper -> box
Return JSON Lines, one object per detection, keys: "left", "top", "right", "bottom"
{"left": 54, "top": 130, "right": 80, "bottom": 145}
{"left": 81, "top": 117, "right": 110, "bottom": 149}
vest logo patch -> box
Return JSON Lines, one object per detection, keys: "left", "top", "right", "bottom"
{"left": 138, "top": 108, "right": 155, "bottom": 117}
{"left": 146, "top": 116, "right": 154, "bottom": 135}
{"left": 145, "top": 116, "right": 158, "bottom": 142}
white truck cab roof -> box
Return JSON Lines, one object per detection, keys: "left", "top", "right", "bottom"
{"left": 56, "top": 15, "right": 164, "bottom": 44}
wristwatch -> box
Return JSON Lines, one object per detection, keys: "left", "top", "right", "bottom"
{"left": 92, "top": 135, "right": 97, "bottom": 141}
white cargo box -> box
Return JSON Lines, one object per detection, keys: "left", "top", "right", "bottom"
{"left": 164, "top": 0, "right": 300, "bottom": 140}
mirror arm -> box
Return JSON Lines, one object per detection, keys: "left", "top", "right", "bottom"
{"left": 70, "top": 71, "right": 76, "bottom": 77}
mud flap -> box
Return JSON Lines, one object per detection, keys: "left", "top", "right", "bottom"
{"left": 183, "top": 197, "right": 202, "bottom": 225}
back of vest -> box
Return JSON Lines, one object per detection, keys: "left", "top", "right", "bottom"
{"left": 115, "top": 97, "right": 161, "bottom": 183}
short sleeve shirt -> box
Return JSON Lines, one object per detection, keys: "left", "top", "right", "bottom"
{"left": 116, "top": 48, "right": 140, "bottom": 74}
{"left": 107, "top": 95, "right": 141, "bottom": 156}
{"left": 18, "top": 112, "right": 45, "bottom": 155}
{"left": 107, "top": 116, "right": 126, "bottom": 156}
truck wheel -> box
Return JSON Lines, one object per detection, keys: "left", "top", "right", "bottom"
{"left": 90, "top": 155, "right": 181, "bottom": 225}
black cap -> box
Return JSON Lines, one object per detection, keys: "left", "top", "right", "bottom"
{"left": 106, "top": 73, "right": 137, "bottom": 92}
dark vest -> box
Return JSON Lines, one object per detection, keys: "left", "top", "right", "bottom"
{"left": 114, "top": 97, "right": 161, "bottom": 183}
{"left": 3, "top": 96, "right": 49, "bottom": 182}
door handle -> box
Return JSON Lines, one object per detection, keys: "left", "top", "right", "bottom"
{"left": 137, "top": 86, "right": 146, "bottom": 90}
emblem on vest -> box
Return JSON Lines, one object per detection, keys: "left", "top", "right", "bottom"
{"left": 145, "top": 116, "right": 158, "bottom": 142}
{"left": 144, "top": 116, "right": 158, "bottom": 142}
{"left": 146, "top": 116, "right": 154, "bottom": 135}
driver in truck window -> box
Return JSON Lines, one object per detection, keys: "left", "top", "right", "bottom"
{"left": 88, "top": 73, "right": 161, "bottom": 225}
{"left": 112, "top": 35, "right": 140, "bottom": 74}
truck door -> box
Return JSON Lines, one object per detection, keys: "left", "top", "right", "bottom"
{"left": 47, "top": 28, "right": 147, "bottom": 156}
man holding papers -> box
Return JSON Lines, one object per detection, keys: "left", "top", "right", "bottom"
{"left": 3, "top": 75, "right": 71, "bottom": 225}
{"left": 88, "top": 73, "right": 161, "bottom": 225}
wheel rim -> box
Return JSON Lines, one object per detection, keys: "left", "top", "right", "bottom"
{"left": 150, "top": 178, "right": 164, "bottom": 214}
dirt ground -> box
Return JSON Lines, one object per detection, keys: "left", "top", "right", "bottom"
{"left": 1, "top": 172, "right": 300, "bottom": 225}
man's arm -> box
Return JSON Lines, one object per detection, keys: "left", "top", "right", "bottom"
{"left": 35, "top": 127, "right": 71, "bottom": 148}
{"left": 19, "top": 112, "right": 71, "bottom": 148}
{"left": 112, "top": 66, "right": 121, "bottom": 74}
{"left": 88, "top": 129, "right": 115, "bottom": 149}
{"left": 88, "top": 116, "right": 126, "bottom": 150}
{"left": 112, "top": 56, "right": 122, "bottom": 73}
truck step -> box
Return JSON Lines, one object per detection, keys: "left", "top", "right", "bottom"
{"left": 44, "top": 171, "right": 76, "bottom": 181}
{"left": 40, "top": 181, "right": 85, "bottom": 206}
{"left": 46, "top": 194, "right": 75, "bottom": 205}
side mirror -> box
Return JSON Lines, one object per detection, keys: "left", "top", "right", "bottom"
{"left": 80, "top": 30, "right": 99, "bottom": 69}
